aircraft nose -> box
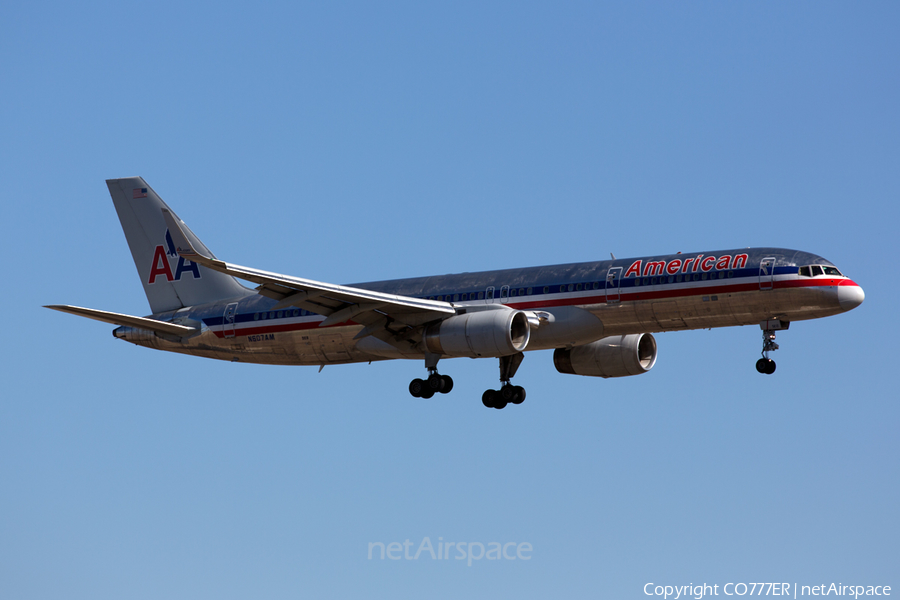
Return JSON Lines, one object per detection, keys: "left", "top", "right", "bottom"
{"left": 838, "top": 280, "right": 865, "bottom": 311}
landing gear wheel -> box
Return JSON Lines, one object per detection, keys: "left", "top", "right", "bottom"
{"left": 420, "top": 387, "right": 435, "bottom": 399}
{"left": 440, "top": 375, "right": 453, "bottom": 394}
{"left": 481, "top": 389, "right": 507, "bottom": 409}
{"left": 499, "top": 385, "right": 515, "bottom": 403}
{"left": 409, "top": 378, "right": 425, "bottom": 398}
{"left": 756, "top": 358, "right": 776, "bottom": 374}
{"left": 427, "top": 373, "right": 444, "bottom": 392}
{"left": 510, "top": 385, "right": 526, "bottom": 404}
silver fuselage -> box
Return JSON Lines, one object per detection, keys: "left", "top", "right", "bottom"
{"left": 115, "top": 247, "right": 863, "bottom": 366}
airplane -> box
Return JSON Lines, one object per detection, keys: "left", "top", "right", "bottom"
{"left": 46, "top": 177, "right": 865, "bottom": 409}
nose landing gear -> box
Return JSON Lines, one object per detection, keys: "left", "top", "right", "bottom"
{"left": 756, "top": 319, "right": 789, "bottom": 375}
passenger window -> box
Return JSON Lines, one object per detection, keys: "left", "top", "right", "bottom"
{"left": 811, "top": 265, "right": 824, "bottom": 276}
{"left": 527, "top": 288, "right": 533, "bottom": 295}
{"left": 510, "top": 289, "right": 517, "bottom": 297}
{"left": 253, "top": 313, "right": 259, "bottom": 321}
{"left": 575, "top": 283, "right": 582, "bottom": 291}
{"left": 478, "top": 292, "right": 484, "bottom": 300}
{"left": 543, "top": 286, "right": 549, "bottom": 294}
{"left": 635, "top": 279, "right": 641, "bottom": 286}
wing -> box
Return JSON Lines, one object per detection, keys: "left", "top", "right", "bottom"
{"left": 161, "top": 209, "right": 455, "bottom": 336}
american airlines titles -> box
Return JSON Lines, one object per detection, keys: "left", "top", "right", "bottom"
{"left": 624, "top": 254, "right": 749, "bottom": 279}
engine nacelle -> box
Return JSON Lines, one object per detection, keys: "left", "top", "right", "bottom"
{"left": 553, "top": 333, "right": 657, "bottom": 378}
{"left": 424, "top": 308, "right": 530, "bottom": 358}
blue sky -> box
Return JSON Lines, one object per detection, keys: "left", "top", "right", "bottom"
{"left": 2, "top": 2, "right": 897, "bottom": 598}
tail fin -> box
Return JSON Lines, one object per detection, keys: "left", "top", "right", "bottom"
{"left": 106, "top": 177, "right": 249, "bottom": 314}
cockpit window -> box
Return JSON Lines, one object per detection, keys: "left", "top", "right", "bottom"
{"left": 799, "top": 265, "right": 843, "bottom": 277}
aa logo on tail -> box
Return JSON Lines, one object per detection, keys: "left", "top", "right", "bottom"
{"left": 148, "top": 229, "right": 202, "bottom": 284}
{"left": 165, "top": 229, "right": 178, "bottom": 257}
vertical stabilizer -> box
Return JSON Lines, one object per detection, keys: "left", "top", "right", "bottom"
{"left": 106, "top": 177, "right": 249, "bottom": 314}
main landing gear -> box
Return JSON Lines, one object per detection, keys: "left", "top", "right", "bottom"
{"left": 482, "top": 352, "right": 526, "bottom": 410}
{"left": 756, "top": 319, "right": 789, "bottom": 375}
{"left": 409, "top": 353, "right": 453, "bottom": 399}
{"left": 408, "top": 372, "right": 453, "bottom": 398}
{"left": 407, "top": 352, "right": 528, "bottom": 408}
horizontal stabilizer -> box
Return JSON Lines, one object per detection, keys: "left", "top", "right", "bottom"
{"left": 44, "top": 305, "right": 198, "bottom": 336}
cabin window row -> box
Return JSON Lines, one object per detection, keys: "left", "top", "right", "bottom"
{"left": 635, "top": 271, "right": 734, "bottom": 286}
{"left": 422, "top": 270, "right": 738, "bottom": 301}
{"left": 245, "top": 267, "right": 760, "bottom": 321}
{"left": 253, "top": 309, "right": 308, "bottom": 320}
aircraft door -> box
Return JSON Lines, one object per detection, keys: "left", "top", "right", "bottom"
{"left": 223, "top": 302, "right": 238, "bottom": 338}
{"left": 759, "top": 257, "right": 776, "bottom": 290}
{"left": 606, "top": 267, "right": 623, "bottom": 303}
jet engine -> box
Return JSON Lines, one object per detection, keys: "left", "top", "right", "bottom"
{"left": 553, "top": 333, "right": 657, "bottom": 378}
{"left": 424, "top": 308, "right": 530, "bottom": 358}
